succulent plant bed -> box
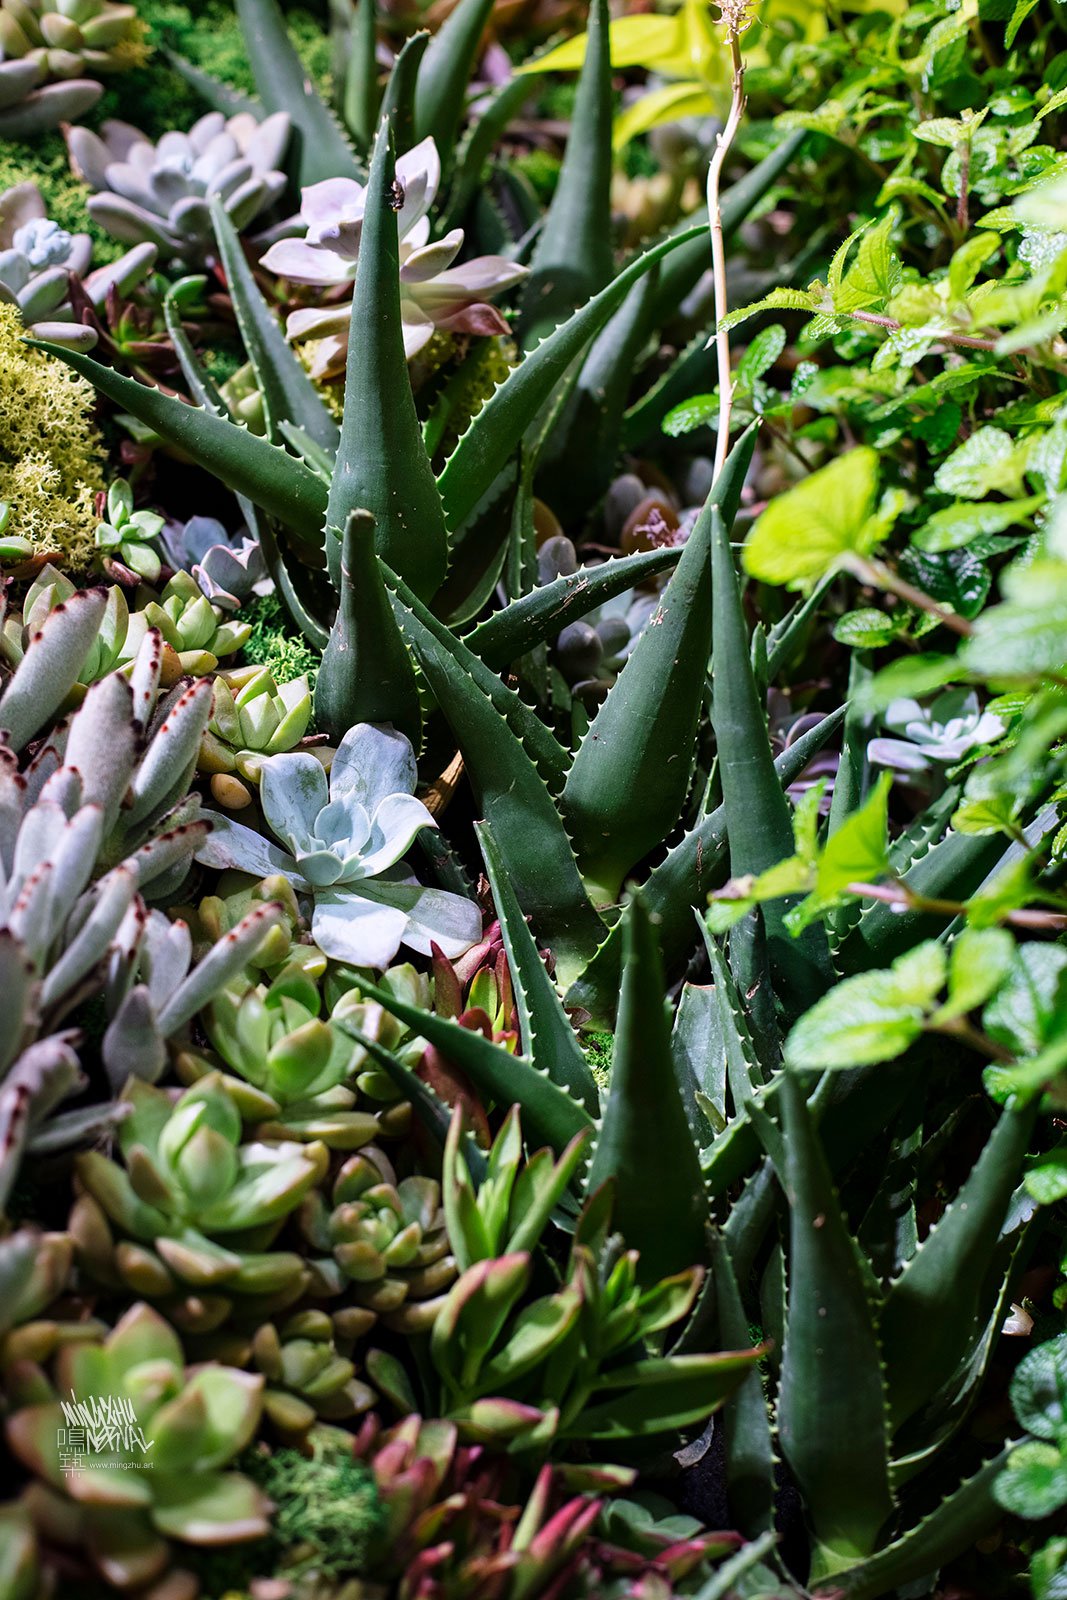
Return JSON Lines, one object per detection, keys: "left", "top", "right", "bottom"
{"left": 1, "top": 1, "right": 1067, "bottom": 1597}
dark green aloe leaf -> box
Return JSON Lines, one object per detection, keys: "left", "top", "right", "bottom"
{"left": 40, "top": 343, "right": 327, "bottom": 543}
{"left": 645, "top": 130, "right": 808, "bottom": 331}
{"left": 344, "top": 0, "right": 380, "bottom": 151}
{"left": 383, "top": 565, "right": 568, "bottom": 789}
{"left": 561, "top": 433, "right": 754, "bottom": 904}
{"left": 517, "top": 0, "right": 613, "bottom": 350}
{"left": 327, "top": 114, "right": 449, "bottom": 598}
{"left": 879, "top": 1101, "right": 1037, "bottom": 1433}
{"left": 382, "top": 569, "right": 604, "bottom": 985}
{"left": 414, "top": 0, "right": 495, "bottom": 166}
{"left": 468, "top": 546, "right": 679, "bottom": 670}
{"left": 476, "top": 821, "right": 599, "bottom": 1114}
{"left": 701, "top": 928, "right": 769, "bottom": 1108}
{"left": 163, "top": 50, "right": 259, "bottom": 119}
{"left": 378, "top": 30, "right": 429, "bottom": 154}
{"left": 710, "top": 1230, "right": 775, "bottom": 1535}
{"left": 209, "top": 197, "right": 339, "bottom": 454}
{"left": 776, "top": 1070, "right": 894, "bottom": 1572}
{"left": 314, "top": 512, "right": 422, "bottom": 743}
{"left": 350, "top": 979, "right": 593, "bottom": 1154}
{"left": 710, "top": 503, "right": 832, "bottom": 1015}
{"left": 829, "top": 1449, "right": 1012, "bottom": 1600}
{"left": 565, "top": 1349, "right": 762, "bottom": 1441}
{"left": 235, "top": 0, "right": 363, "bottom": 186}
{"left": 536, "top": 265, "right": 659, "bottom": 523}
{"left": 584, "top": 895, "right": 708, "bottom": 1283}
{"left": 438, "top": 222, "right": 704, "bottom": 533}
{"left": 566, "top": 706, "right": 845, "bottom": 1021}
{"left": 671, "top": 982, "right": 724, "bottom": 1144}
{"left": 442, "top": 76, "right": 534, "bottom": 231}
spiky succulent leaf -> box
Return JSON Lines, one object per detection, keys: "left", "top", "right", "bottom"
{"left": 325, "top": 115, "right": 448, "bottom": 597}
{"left": 585, "top": 895, "right": 708, "bottom": 1282}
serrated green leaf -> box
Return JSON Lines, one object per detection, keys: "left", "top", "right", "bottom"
{"left": 776, "top": 1070, "right": 894, "bottom": 1568}
{"left": 339, "top": 981, "right": 592, "bottom": 1154}
{"left": 414, "top": 0, "right": 493, "bottom": 160}
{"left": 40, "top": 343, "right": 327, "bottom": 543}
{"left": 879, "top": 1102, "right": 1036, "bottom": 1431}
{"left": 235, "top": 0, "right": 363, "bottom": 185}
{"left": 438, "top": 222, "right": 705, "bottom": 532}
{"left": 314, "top": 511, "right": 422, "bottom": 742}
{"left": 326, "top": 115, "right": 448, "bottom": 597}
{"left": 584, "top": 894, "right": 708, "bottom": 1283}
{"left": 562, "top": 433, "right": 754, "bottom": 903}
{"left": 382, "top": 569, "right": 604, "bottom": 984}
{"left": 209, "top": 197, "right": 339, "bottom": 455}
{"left": 784, "top": 943, "right": 947, "bottom": 1071}
{"left": 343, "top": 0, "right": 380, "bottom": 151}
{"left": 743, "top": 448, "right": 883, "bottom": 592}
{"left": 475, "top": 820, "right": 598, "bottom": 1113}
{"left": 710, "top": 1230, "right": 775, "bottom": 1536}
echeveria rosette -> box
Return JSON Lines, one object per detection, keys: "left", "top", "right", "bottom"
{"left": 260, "top": 137, "right": 527, "bottom": 379}
{"left": 195, "top": 723, "right": 483, "bottom": 969}
{"left": 6, "top": 1302, "right": 269, "bottom": 1588}
{"left": 868, "top": 689, "right": 1005, "bottom": 777}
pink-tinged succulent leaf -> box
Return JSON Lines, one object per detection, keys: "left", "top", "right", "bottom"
{"left": 151, "top": 1469, "right": 272, "bottom": 1542}
{"left": 431, "top": 1254, "right": 531, "bottom": 1391}
{"left": 86, "top": 1508, "right": 170, "bottom": 1591}
{"left": 105, "top": 1302, "right": 184, "bottom": 1376}
{"left": 565, "top": 1349, "right": 766, "bottom": 1441}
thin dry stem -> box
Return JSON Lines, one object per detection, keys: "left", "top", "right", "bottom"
{"left": 708, "top": 12, "right": 749, "bottom": 482}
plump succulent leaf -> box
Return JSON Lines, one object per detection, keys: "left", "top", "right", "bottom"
{"left": 776, "top": 1070, "right": 894, "bottom": 1573}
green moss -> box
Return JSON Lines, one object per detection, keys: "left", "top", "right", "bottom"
{"left": 97, "top": 1, "right": 334, "bottom": 137}
{"left": 584, "top": 1028, "right": 614, "bottom": 1091}
{"left": 253, "top": 1439, "right": 385, "bottom": 1576}
{"left": 511, "top": 148, "right": 561, "bottom": 204}
{"left": 241, "top": 591, "right": 321, "bottom": 689}
{"left": 0, "top": 133, "right": 121, "bottom": 265}
{"left": 0, "top": 303, "right": 105, "bottom": 568}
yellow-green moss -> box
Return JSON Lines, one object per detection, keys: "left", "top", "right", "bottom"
{"left": 0, "top": 304, "right": 105, "bottom": 569}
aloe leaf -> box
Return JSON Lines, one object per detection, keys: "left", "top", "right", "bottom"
{"left": 345, "top": 979, "right": 593, "bottom": 1154}
{"left": 378, "top": 31, "right": 429, "bottom": 154}
{"left": 344, "top": 0, "right": 380, "bottom": 150}
{"left": 442, "top": 76, "right": 534, "bottom": 230}
{"left": 710, "top": 1230, "right": 775, "bottom": 1535}
{"left": 566, "top": 706, "right": 845, "bottom": 1020}
{"left": 235, "top": 0, "right": 363, "bottom": 185}
{"left": 710, "top": 503, "right": 833, "bottom": 1015}
{"left": 827, "top": 1448, "right": 1013, "bottom": 1600}
{"left": 163, "top": 50, "right": 260, "bottom": 120}
{"left": 584, "top": 895, "right": 708, "bottom": 1283}
{"left": 518, "top": 0, "right": 613, "bottom": 350}
{"left": 209, "top": 199, "right": 338, "bottom": 454}
{"left": 326, "top": 114, "right": 448, "bottom": 598}
{"left": 414, "top": 0, "right": 496, "bottom": 165}
{"left": 438, "top": 222, "right": 704, "bottom": 533}
{"left": 562, "top": 433, "right": 753, "bottom": 903}
{"left": 879, "top": 1100, "right": 1037, "bottom": 1433}
{"left": 776, "top": 1070, "right": 894, "bottom": 1571}
{"left": 476, "top": 821, "right": 599, "bottom": 1114}
{"left": 536, "top": 265, "right": 659, "bottom": 522}
{"left": 566, "top": 1349, "right": 760, "bottom": 1440}
{"left": 671, "top": 982, "right": 724, "bottom": 1143}
{"left": 382, "top": 569, "right": 603, "bottom": 983}
{"left": 701, "top": 928, "right": 768, "bottom": 1107}
{"left": 383, "top": 566, "right": 569, "bottom": 789}
{"left": 468, "top": 545, "right": 679, "bottom": 671}
{"left": 314, "top": 512, "right": 422, "bottom": 743}
{"left": 39, "top": 344, "right": 327, "bottom": 544}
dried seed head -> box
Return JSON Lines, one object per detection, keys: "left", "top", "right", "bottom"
{"left": 714, "top": 0, "right": 756, "bottom": 36}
